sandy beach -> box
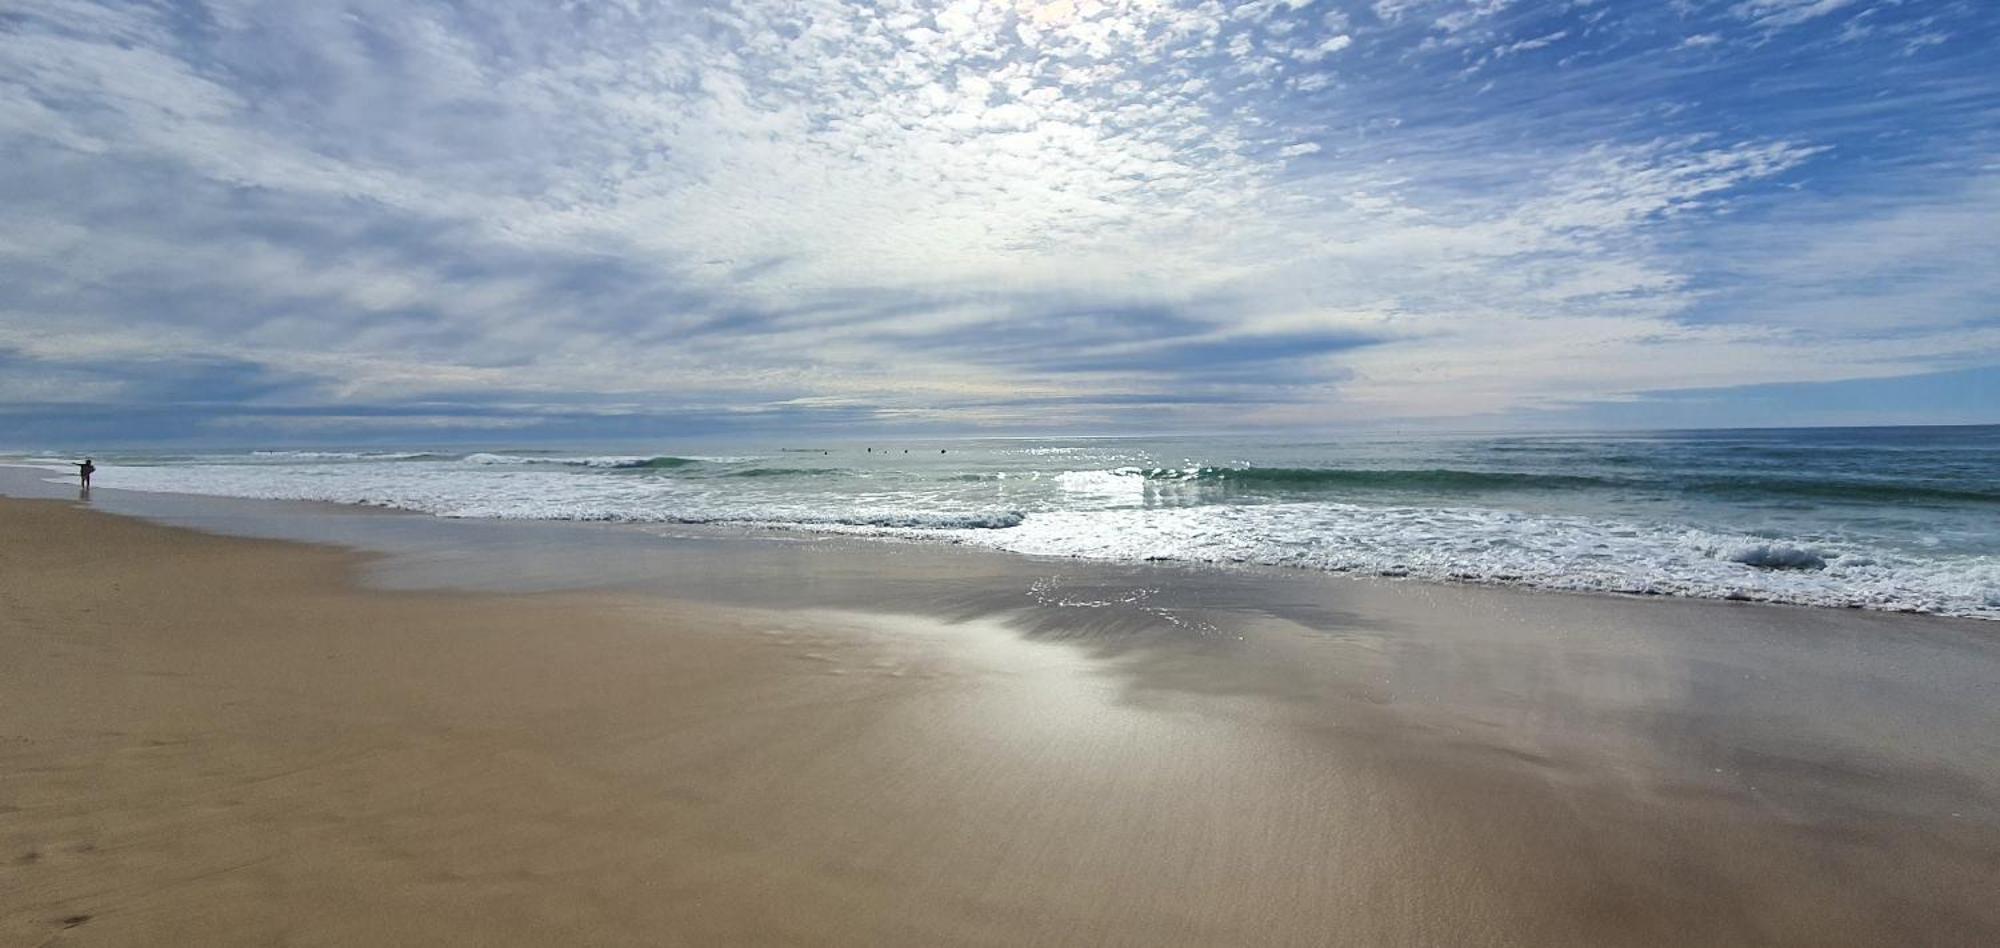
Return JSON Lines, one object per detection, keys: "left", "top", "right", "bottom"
{"left": 4, "top": 493, "right": 1999, "bottom": 946}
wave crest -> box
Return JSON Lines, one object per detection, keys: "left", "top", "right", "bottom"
{"left": 1124, "top": 466, "right": 1614, "bottom": 492}
{"left": 1722, "top": 542, "right": 1828, "bottom": 571}
{"left": 460, "top": 453, "right": 700, "bottom": 470}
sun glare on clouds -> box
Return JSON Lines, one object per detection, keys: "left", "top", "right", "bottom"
{"left": 0, "top": 0, "right": 1993, "bottom": 439}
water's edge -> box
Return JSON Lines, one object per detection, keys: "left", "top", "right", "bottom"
{"left": 5, "top": 464, "right": 1992, "bottom": 626}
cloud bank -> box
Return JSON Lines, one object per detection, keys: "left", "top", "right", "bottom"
{"left": 1, "top": 0, "right": 1995, "bottom": 442}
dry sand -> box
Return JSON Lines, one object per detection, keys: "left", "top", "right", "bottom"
{"left": 3, "top": 497, "right": 1998, "bottom": 946}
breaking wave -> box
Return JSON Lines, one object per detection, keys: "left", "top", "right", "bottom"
{"left": 28, "top": 429, "right": 1999, "bottom": 620}
{"left": 1127, "top": 466, "right": 1615, "bottom": 492}
{"left": 249, "top": 450, "right": 447, "bottom": 461}
{"left": 459, "top": 453, "right": 702, "bottom": 470}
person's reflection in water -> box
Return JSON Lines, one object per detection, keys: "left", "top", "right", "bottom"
{"left": 77, "top": 485, "right": 90, "bottom": 502}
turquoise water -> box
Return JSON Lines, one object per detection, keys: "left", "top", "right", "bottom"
{"left": 13, "top": 426, "right": 1998, "bottom": 617}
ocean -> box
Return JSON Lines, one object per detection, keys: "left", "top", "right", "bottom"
{"left": 11, "top": 426, "right": 1998, "bottom": 619}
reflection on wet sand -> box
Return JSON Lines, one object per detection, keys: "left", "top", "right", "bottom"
{"left": 3, "top": 469, "right": 1998, "bottom": 944}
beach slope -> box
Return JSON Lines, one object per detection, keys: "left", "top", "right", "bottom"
{"left": 3, "top": 497, "right": 1997, "bottom": 946}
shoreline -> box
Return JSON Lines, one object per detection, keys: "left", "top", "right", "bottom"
{"left": 4, "top": 492, "right": 1999, "bottom": 944}
{"left": 3, "top": 464, "right": 1991, "bottom": 622}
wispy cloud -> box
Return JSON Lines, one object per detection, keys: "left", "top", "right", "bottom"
{"left": 1732, "top": 0, "right": 1860, "bottom": 31}
{"left": 0, "top": 0, "right": 1994, "bottom": 442}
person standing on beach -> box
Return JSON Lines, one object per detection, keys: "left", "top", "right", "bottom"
{"left": 73, "top": 458, "right": 94, "bottom": 487}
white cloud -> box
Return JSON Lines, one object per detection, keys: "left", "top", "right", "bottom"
{"left": 1292, "top": 33, "right": 1353, "bottom": 60}
{"left": 1731, "top": 0, "right": 1860, "bottom": 30}
{"left": 0, "top": 0, "right": 1991, "bottom": 431}
{"left": 1493, "top": 30, "right": 1567, "bottom": 57}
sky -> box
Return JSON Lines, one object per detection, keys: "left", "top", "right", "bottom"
{"left": 0, "top": 0, "right": 1995, "bottom": 445}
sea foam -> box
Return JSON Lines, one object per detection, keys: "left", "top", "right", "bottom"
{"left": 56, "top": 457, "right": 2000, "bottom": 619}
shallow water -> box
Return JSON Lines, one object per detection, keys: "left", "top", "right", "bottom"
{"left": 10, "top": 425, "right": 1997, "bottom": 617}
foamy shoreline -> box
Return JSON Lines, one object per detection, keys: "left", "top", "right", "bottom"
{"left": 6, "top": 454, "right": 1995, "bottom": 619}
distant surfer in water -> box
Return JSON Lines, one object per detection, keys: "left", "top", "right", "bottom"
{"left": 73, "top": 458, "right": 94, "bottom": 487}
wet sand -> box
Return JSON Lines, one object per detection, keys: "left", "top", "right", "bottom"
{"left": 3, "top": 494, "right": 1998, "bottom": 945}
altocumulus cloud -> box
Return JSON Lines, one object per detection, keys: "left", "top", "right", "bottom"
{"left": 0, "top": 0, "right": 1995, "bottom": 443}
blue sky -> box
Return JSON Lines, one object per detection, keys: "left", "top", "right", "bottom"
{"left": 0, "top": 0, "right": 1995, "bottom": 444}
